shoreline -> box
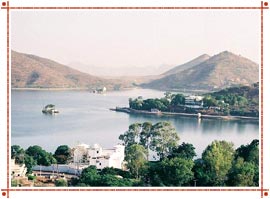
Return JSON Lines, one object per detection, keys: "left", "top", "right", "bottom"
{"left": 12, "top": 87, "right": 89, "bottom": 91}
{"left": 11, "top": 87, "right": 137, "bottom": 91}
{"left": 11, "top": 87, "right": 211, "bottom": 93}
{"left": 110, "top": 107, "right": 259, "bottom": 121}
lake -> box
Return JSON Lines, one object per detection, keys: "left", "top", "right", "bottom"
{"left": 11, "top": 89, "right": 259, "bottom": 157}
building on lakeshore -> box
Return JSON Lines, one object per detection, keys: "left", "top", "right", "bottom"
{"left": 32, "top": 144, "right": 125, "bottom": 178}
{"left": 93, "top": 87, "right": 107, "bottom": 94}
{"left": 72, "top": 143, "right": 125, "bottom": 170}
{"left": 184, "top": 95, "right": 204, "bottom": 109}
{"left": 11, "top": 159, "right": 27, "bottom": 177}
{"left": 151, "top": 108, "right": 161, "bottom": 114}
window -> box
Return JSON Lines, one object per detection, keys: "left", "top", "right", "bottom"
{"left": 99, "top": 163, "right": 102, "bottom": 166}
{"left": 96, "top": 151, "right": 99, "bottom": 153}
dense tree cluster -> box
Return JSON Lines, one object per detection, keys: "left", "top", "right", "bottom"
{"left": 11, "top": 144, "right": 72, "bottom": 174}
{"left": 129, "top": 93, "right": 185, "bottom": 112}
{"left": 117, "top": 122, "right": 259, "bottom": 187}
{"left": 129, "top": 84, "right": 259, "bottom": 117}
{"left": 72, "top": 166, "right": 135, "bottom": 187}
{"left": 119, "top": 121, "right": 180, "bottom": 160}
{"left": 71, "top": 137, "right": 258, "bottom": 187}
{"left": 203, "top": 83, "right": 259, "bottom": 117}
{"left": 11, "top": 123, "right": 259, "bottom": 187}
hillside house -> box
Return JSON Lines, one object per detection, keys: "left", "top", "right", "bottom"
{"left": 73, "top": 143, "right": 125, "bottom": 170}
{"left": 11, "top": 159, "right": 27, "bottom": 177}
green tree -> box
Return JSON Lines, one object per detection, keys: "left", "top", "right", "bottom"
{"left": 100, "top": 167, "right": 132, "bottom": 179}
{"left": 197, "top": 140, "right": 235, "bottom": 186}
{"left": 99, "top": 174, "right": 133, "bottom": 186}
{"left": 226, "top": 157, "right": 256, "bottom": 186}
{"left": 48, "top": 152, "right": 57, "bottom": 164}
{"left": 150, "top": 122, "right": 180, "bottom": 160}
{"left": 235, "top": 139, "right": 259, "bottom": 164}
{"left": 203, "top": 95, "right": 218, "bottom": 107}
{"left": 11, "top": 145, "right": 25, "bottom": 164}
{"left": 237, "top": 96, "right": 248, "bottom": 107}
{"left": 139, "top": 122, "right": 153, "bottom": 159}
{"left": 171, "top": 94, "right": 185, "bottom": 106}
{"left": 164, "top": 91, "right": 172, "bottom": 101}
{"left": 125, "top": 144, "right": 148, "bottom": 179}
{"left": 235, "top": 139, "right": 259, "bottom": 186}
{"left": 159, "top": 157, "right": 194, "bottom": 186}
{"left": 55, "top": 178, "right": 68, "bottom": 187}
{"left": 146, "top": 161, "right": 164, "bottom": 186}
{"left": 119, "top": 123, "right": 142, "bottom": 150}
{"left": 129, "top": 98, "right": 143, "bottom": 110}
{"left": 79, "top": 165, "right": 100, "bottom": 186}
{"left": 24, "top": 154, "right": 37, "bottom": 174}
{"left": 54, "top": 145, "right": 72, "bottom": 164}
{"left": 142, "top": 98, "right": 168, "bottom": 111}
{"left": 25, "top": 145, "right": 55, "bottom": 166}
{"left": 168, "top": 142, "right": 196, "bottom": 160}
{"left": 11, "top": 179, "right": 18, "bottom": 187}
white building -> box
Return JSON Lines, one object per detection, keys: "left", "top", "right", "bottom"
{"left": 185, "top": 95, "right": 204, "bottom": 109}
{"left": 73, "top": 143, "right": 90, "bottom": 164}
{"left": 11, "top": 159, "right": 27, "bottom": 177}
{"left": 73, "top": 143, "right": 125, "bottom": 170}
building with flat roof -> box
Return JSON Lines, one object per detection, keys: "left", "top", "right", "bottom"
{"left": 185, "top": 95, "right": 204, "bottom": 109}
{"left": 11, "top": 159, "right": 27, "bottom": 177}
{"left": 73, "top": 143, "right": 125, "bottom": 170}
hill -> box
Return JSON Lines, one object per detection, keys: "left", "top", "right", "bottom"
{"left": 143, "top": 51, "right": 259, "bottom": 91}
{"left": 162, "top": 54, "right": 210, "bottom": 76}
{"left": 210, "top": 82, "right": 259, "bottom": 101}
{"left": 11, "top": 51, "right": 134, "bottom": 90}
{"left": 204, "top": 82, "right": 259, "bottom": 117}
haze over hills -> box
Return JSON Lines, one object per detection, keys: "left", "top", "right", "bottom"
{"left": 11, "top": 50, "right": 259, "bottom": 92}
{"left": 143, "top": 51, "right": 259, "bottom": 91}
{"left": 11, "top": 50, "right": 136, "bottom": 90}
{"left": 68, "top": 62, "right": 174, "bottom": 77}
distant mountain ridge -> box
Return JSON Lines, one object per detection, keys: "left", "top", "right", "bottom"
{"left": 11, "top": 50, "right": 135, "bottom": 90}
{"left": 143, "top": 51, "right": 259, "bottom": 91}
{"left": 11, "top": 50, "right": 259, "bottom": 92}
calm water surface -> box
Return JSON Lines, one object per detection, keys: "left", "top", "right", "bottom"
{"left": 11, "top": 89, "right": 259, "bottom": 157}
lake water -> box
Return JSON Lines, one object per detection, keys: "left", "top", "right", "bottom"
{"left": 11, "top": 89, "right": 259, "bottom": 157}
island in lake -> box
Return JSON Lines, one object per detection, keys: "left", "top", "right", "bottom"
{"left": 112, "top": 83, "right": 259, "bottom": 120}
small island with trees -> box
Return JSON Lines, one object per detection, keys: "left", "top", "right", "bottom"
{"left": 112, "top": 83, "right": 259, "bottom": 120}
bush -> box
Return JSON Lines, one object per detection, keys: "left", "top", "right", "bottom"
{"left": 28, "top": 175, "right": 36, "bottom": 181}
{"left": 55, "top": 179, "right": 68, "bottom": 187}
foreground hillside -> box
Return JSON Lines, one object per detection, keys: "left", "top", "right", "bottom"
{"left": 143, "top": 51, "right": 259, "bottom": 91}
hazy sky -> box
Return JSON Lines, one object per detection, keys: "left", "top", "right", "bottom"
{"left": 11, "top": 10, "right": 260, "bottom": 68}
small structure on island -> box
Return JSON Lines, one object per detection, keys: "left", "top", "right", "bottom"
{"left": 93, "top": 87, "right": 107, "bottom": 94}
{"left": 151, "top": 108, "right": 162, "bottom": 115}
{"left": 184, "top": 95, "right": 204, "bottom": 109}
{"left": 72, "top": 143, "right": 125, "bottom": 170}
{"left": 42, "top": 104, "right": 59, "bottom": 114}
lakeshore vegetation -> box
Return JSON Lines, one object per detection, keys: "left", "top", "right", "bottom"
{"left": 11, "top": 121, "right": 259, "bottom": 187}
{"left": 129, "top": 83, "right": 259, "bottom": 117}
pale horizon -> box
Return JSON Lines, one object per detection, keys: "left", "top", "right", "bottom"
{"left": 11, "top": 10, "right": 260, "bottom": 74}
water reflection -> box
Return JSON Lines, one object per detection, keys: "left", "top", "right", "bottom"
{"left": 12, "top": 89, "right": 259, "bottom": 157}
{"left": 128, "top": 114, "right": 258, "bottom": 135}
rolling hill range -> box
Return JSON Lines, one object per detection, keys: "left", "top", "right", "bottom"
{"left": 11, "top": 50, "right": 136, "bottom": 90}
{"left": 143, "top": 51, "right": 259, "bottom": 91}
